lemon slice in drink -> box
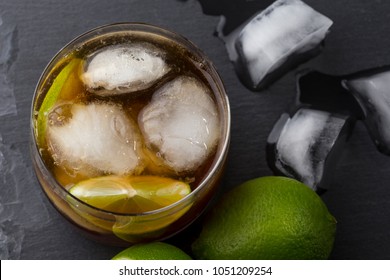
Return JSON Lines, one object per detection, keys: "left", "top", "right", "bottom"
{"left": 68, "top": 175, "right": 192, "bottom": 238}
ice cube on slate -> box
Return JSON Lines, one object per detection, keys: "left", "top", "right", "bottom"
{"left": 343, "top": 69, "right": 390, "bottom": 155}
{"left": 82, "top": 43, "right": 170, "bottom": 96}
{"left": 139, "top": 76, "right": 220, "bottom": 173}
{"left": 47, "top": 103, "right": 144, "bottom": 176}
{"left": 232, "top": 0, "right": 333, "bottom": 90}
{"left": 267, "top": 108, "right": 351, "bottom": 191}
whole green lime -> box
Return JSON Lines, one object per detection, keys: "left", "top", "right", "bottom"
{"left": 192, "top": 176, "right": 336, "bottom": 260}
{"left": 112, "top": 242, "right": 192, "bottom": 260}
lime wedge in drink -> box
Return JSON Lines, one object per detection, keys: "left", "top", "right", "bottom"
{"left": 67, "top": 175, "right": 192, "bottom": 239}
{"left": 36, "top": 58, "right": 81, "bottom": 147}
{"left": 69, "top": 175, "right": 191, "bottom": 213}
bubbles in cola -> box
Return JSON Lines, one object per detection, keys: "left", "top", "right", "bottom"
{"left": 31, "top": 23, "right": 229, "bottom": 246}
{"left": 35, "top": 28, "right": 222, "bottom": 188}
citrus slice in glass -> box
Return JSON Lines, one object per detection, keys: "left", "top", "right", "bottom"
{"left": 67, "top": 175, "right": 192, "bottom": 239}
{"left": 36, "top": 58, "right": 82, "bottom": 147}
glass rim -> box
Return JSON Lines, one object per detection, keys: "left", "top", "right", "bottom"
{"left": 30, "top": 22, "right": 231, "bottom": 217}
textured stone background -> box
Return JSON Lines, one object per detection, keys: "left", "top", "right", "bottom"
{"left": 0, "top": 0, "right": 389, "bottom": 259}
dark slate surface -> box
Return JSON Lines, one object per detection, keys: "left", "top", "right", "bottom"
{"left": 0, "top": 0, "right": 389, "bottom": 259}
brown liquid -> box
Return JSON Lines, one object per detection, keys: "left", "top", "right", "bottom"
{"left": 34, "top": 30, "right": 220, "bottom": 192}
{"left": 32, "top": 27, "right": 227, "bottom": 245}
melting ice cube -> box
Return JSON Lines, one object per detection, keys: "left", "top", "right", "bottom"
{"left": 47, "top": 103, "right": 144, "bottom": 176}
{"left": 267, "top": 108, "right": 352, "bottom": 191}
{"left": 228, "top": 0, "right": 333, "bottom": 90}
{"left": 343, "top": 68, "right": 390, "bottom": 155}
{"left": 82, "top": 43, "right": 170, "bottom": 96}
{"left": 139, "top": 76, "right": 220, "bottom": 173}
